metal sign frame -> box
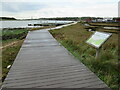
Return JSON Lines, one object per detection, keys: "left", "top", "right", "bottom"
{"left": 86, "top": 31, "right": 112, "bottom": 59}
{"left": 86, "top": 31, "right": 112, "bottom": 49}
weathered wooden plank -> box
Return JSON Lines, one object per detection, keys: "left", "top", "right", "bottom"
{"left": 4, "top": 70, "right": 93, "bottom": 84}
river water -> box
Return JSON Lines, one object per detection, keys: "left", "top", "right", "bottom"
{"left": 0, "top": 20, "right": 73, "bottom": 29}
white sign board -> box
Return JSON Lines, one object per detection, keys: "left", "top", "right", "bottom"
{"left": 86, "top": 31, "right": 112, "bottom": 48}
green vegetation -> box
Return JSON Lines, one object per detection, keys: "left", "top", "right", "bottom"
{"left": 49, "top": 22, "right": 119, "bottom": 90}
{"left": 39, "top": 17, "right": 80, "bottom": 21}
{"left": 2, "top": 40, "right": 24, "bottom": 81}
{"left": 2, "top": 29, "right": 28, "bottom": 40}
{"left": 2, "top": 29, "right": 28, "bottom": 81}
{"left": 2, "top": 38, "right": 19, "bottom": 46}
{"left": 0, "top": 17, "right": 16, "bottom": 20}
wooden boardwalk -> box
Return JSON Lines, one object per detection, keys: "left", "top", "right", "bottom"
{"left": 2, "top": 28, "right": 110, "bottom": 89}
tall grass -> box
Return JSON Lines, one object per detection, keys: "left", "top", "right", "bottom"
{"left": 2, "top": 40, "right": 24, "bottom": 81}
{"left": 2, "top": 29, "right": 28, "bottom": 81}
{"left": 50, "top": 22, "right": 119, "bottom": 90}
{"left": 2, "top": 29, "right": 28, "bottom": 40}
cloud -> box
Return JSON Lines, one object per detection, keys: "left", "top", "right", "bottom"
{"left": 38, "top": 3, "right": 117, "bottom": 17}
{"left": 2, "top": 0, "right": 119, "bottom": 3}
{"left": 2, "top": 2, "right": 47, "bottom": 13}
{"left": 1, "top": 0, "right": 119, "bottom": 18}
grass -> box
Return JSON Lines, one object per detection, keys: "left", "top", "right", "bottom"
{"left": 49, "top": 22, "right": 119, "bottom": 90}
{"left": 2, "top": 29, "right": 27, "bottom": 36}
{"left": 2, "top": 29, "right": 28, "bottom": 40}
{"left": 1, "top": 29, "right": 28, "bottom": 81}
{"left": 2, "top": 29, "right": 28, "bottom": 81}
{"left": 2, "top": 40, "right": 24, "bottom": 81}
{"left": 2, "top": 38, "right": 19, "bottom": 46}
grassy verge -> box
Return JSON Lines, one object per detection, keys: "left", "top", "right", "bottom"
{"left": 49, "top": 22, "right": 119, "bottom": 90}
{"left": 2, "top": 29, "right": 28, "bottom": 40}
{"left": 2, "top": 38, "right": 19, "bottom": 46}
{"left": 2, "top": 40, "right": 24, "bottom": 81}
{"left": 1, "top": 28, "right": 28, "bottom": 81}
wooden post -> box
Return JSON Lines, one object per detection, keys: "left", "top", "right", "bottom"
{"left": 95, "top": 48, "right": 100, "bottom": 60}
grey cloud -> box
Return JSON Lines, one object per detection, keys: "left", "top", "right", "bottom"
{"left": 2, "top": 2, "right": 47, "bottom": 13}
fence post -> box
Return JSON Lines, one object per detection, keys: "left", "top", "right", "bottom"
{"left": 95, "top": 48, "right": 100, "bottom": 60}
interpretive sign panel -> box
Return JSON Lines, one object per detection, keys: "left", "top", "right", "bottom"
{"left": 86, "top": 31, "right": 112, "bottom": 48}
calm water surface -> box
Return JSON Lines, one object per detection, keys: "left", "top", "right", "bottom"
{"left": 0, "top": 20, "right": 73, "bottom": 28}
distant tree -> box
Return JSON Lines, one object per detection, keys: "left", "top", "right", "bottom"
{"left": 39, "top": 17, "right": 80, "bottom": 21}
{"left": 0, "top": 17, "right": 16, "bottom": 20}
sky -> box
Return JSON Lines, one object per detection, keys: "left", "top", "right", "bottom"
{"left": 1, "top": 0, "right": 119, "bottom": 19}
